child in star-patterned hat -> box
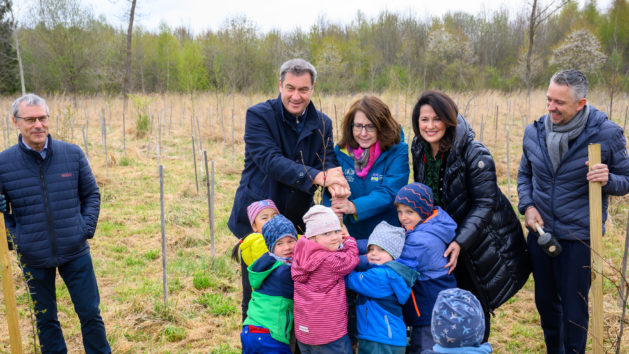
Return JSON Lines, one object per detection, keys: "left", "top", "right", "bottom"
{"left": 424, "top": 288, "right": 493, "bottom": 353}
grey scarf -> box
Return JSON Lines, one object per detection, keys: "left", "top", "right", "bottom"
{"left": 545, "top": 104, "right": 589, "bottom": 172}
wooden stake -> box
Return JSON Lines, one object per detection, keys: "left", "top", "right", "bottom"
{"left": 82, "top": 125, "right": 89, "bottom": 163}
{"left": 203, "top": 152, "right": 214, "bottom": 262}
{"left": 333, "top": 104, "right": 339, "bottom": 137}
{"left": 159, "top": 165, "right": 167, "bottom": 305}
{"left": 506, "top": 108, "right": 511, "bottom": 199}
{"left": 100, "top": 108, "right": 108, "bottom": 177}
{"left": 479, "top": 114, "right": 485, "bottom": 144}
{"left": 623, "top": 105, "right": 628, "bottom": 135}
{"left": 0, "top": 216, "right": 23, "bottom": 353}
{"left": 192, "top": 137, "right": 199, "bottom": 194}
{"left": 619, "top": 211, "right": 629, "bottom": 307}
{"left": 494, "top": 104, "right": 498, "bottom": 149}
{"left": 588, "top": 143, "right": 603, "bottom": 354}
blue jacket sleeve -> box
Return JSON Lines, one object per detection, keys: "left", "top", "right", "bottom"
{"left": 244, "top": 106, "right": 330, "bottom": 194}
{"left": 517, "top": 129, "right": 535, "bottom": 215}
{"left": 352, "top": 143, "right": 409, "bottom": 221}
{"left": 602, "top": 128, "right": 629, "bottom": 196}
{"left": 345, "top": 267, "right": 395, "bottom": 299}
{"left": 78, "top": 149, "right": 100, "bottom": 239}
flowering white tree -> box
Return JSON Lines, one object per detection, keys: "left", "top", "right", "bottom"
{"left": 550, "top": 29, "right": 606, "bottom": 74}
{"left": 425, "top": 27, "right": 476, "bottom": 89}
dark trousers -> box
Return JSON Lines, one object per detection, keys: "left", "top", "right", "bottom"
{"left": 528, "top": 234, "right": 590, "bottom": 354}
{"left": 240, "top": 257, "right": 252, "bottom": 322}
{"left": 22, "top": 253, "right": 110, "bottom": 354}
{"left": 407, "top": 325, "right": 434, "bottom": 354}
{"left": 298, "top": 334, "right": 352, "bottom": 354}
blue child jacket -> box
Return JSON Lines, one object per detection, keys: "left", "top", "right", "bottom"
{"left": 398, "top": 207, "right": 458, "bottom": 326}
{"left": 345, "top": 261, "right": 417, "bottom": 347}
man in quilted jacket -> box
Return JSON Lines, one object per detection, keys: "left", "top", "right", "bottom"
{"left": 0, "top": 94, "right": 110, "bottom": 353}
{"left": 518, "top": 70, "right": 629, "bottom": 354}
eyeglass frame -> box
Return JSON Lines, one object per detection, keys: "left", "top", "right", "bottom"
{"left": 351, "top": 123, "right": 377, "bottom": 133}
{"left": 14, "top": 115, "right": 49, "bottom": 125}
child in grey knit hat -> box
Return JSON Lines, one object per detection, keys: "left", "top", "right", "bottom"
{"left": 345, "top": 221, "right": 418, "bottom": 353}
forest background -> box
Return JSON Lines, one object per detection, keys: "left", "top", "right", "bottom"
{"left": 0, "top": 0, "right": 628, "bottom": 98}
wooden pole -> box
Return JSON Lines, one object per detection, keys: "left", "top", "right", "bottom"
{"left": 619, "top": 211, "right": 629, "bottom": 307}
{"left": 588, "top": 143, "right": 603, "bottom": 354}
{"left": 211, "top": 159, "right": 215, "bottom": 260}
{"left": 159, "top": 165, "right": 167, "bottom": 305}
{"left": 100, "top": 108, "right": 108, "bottom": 177}
{"left": 0, "top": 216, "right": 23, "bottom": 353}
{"left": 192, "top": 137, "right": 199, "bottom": 194}
{"left": 203, "top": 152, "right": 214, "bottom": 262}
{"left": 506, "top": 109, "right": 511, "bottom": 200}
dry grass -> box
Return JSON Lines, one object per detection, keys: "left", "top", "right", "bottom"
{"left": 0, "top": 90, "right": 627, "bottom": 353}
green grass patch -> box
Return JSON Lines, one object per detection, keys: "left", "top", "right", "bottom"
{"left": 193, "top": 271, "right": 211, "bottom": 290}
{"left": 195, "top": 293, "right": 237, "bottom": 316}
{"left": 163, "top": 325, "right": 186, "bottom": 342}
{"left": 144, "top": 249, "right": 160, "bottom": 261}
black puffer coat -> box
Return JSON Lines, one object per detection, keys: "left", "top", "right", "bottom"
{"left": 411, "top": 115, "right": 531, "bottom": 312}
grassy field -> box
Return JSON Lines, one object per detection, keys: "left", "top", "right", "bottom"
{"left": 0, "top": 90, "right": 628, "bottom": 353}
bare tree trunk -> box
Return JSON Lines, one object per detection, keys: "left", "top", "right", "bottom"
{"left": 122, "top": 0, "right": 136, "bottom": 159}
{"left": 525, "top": 0, "right": 537, "bottom": 121}
{"left": 13, "top": 25, "right": 24, "bottom": 95}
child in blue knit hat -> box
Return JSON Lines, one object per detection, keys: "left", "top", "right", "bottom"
{"left": 241, "top": 215, "right": 298, "bottom": 354}
{"left": 395, "top": 182, "right": 458, "bottom": 353}
{"left": 423, "top": 288, "right": 492, "bottom": 353}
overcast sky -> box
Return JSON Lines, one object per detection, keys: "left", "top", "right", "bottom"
{"left": 18, "top": 0, "right": 615, "bottom": 34}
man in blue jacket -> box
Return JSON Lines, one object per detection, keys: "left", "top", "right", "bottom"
{"left": 228, "top": 58, "right": 349, "bottom": 320}
{"left": 518, "top": 70, "right": 629, "bottom": 354}
{"left": 0, "top": 94, "right": 110, "bottom": 353}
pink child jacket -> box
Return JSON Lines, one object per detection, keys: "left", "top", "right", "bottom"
{"left": 291, "top": 235, "right": 359, "bottom": 345}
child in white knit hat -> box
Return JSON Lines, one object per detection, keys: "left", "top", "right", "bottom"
{"left": 291, "top": 205, "right": 359, "bottom": 353}
{"left": 345, "top": 221, "right": 418, "bottom": 354}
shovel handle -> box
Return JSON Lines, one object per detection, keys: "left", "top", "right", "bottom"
{"left": 534, "top": 222, "right": 545, "bottom": 235}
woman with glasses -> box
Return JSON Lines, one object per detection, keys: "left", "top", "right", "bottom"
{"left": 325, "top": 95, "right": 409, "bottom": 239}
{"left": 409, "top": 90, "right": 530, "bottom": 346}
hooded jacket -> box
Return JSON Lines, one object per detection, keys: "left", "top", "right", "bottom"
{"left": 323, "top": 131, "right": 410, "bottom": 239}
{"left": 228, "top": 95, "right": 337, "bottom": 238}
{"left": 518, "top": 106, "right": 629, "bottom": 240}
{"left": 291, "top": 236, "right": 359, "bottom": 345}
{"left": 345, "top": 260, "right": 417, "bottom": 347}
{"left": 0, "top": 135, "right": 100, "bottom": 268}
{"left": 397, "top": 207, "right": 458, "bottom": 327}
{"left": 398, "top": 207, "right": 457, "bottom": 280}
{"left": 243, "top": 253, "right": 294, "bottom": 344}
{"left": 411, "top": 115, "right": 531, "bottom": 312}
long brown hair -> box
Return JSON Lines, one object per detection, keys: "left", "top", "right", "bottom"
{"left": 337, "top": 95, "right": 401, "bottom": 151}
{"left": 411, "top": 90, "right": 458, "bottom": 153}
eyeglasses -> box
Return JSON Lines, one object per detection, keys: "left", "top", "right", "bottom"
{"left": 15, "top": 115, "right": 49, "bottom": 125}
{"left": 352, "top": 123, "right": 376, "bottom": 133}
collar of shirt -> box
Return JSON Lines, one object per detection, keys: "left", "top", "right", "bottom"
{"left": 22, "top": 136, "right": 49, "bottom": 159}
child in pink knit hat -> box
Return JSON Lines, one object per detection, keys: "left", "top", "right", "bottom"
{"left": 291, "top": 205, "right": 359, "bottom": 353}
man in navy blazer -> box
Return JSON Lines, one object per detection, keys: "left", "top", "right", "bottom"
{"left": 228, "top": 58, "right": 349, "bottom": 321}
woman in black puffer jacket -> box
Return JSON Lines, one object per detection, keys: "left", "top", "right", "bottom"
{"left": 410, "top": 90, "right": 531, "bottom": 342}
